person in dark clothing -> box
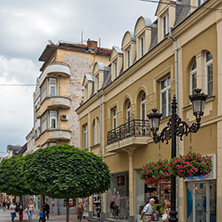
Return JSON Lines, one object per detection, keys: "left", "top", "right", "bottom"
{"left": 3, "top": 201, "right": 6, "bottom": 211}
{"left": 18, "top": 205, "right": 24, "bottom": 222}
{"left": 44, "top": 201, "right": 50, "bottom": 219}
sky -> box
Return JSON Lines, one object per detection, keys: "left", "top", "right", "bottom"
{"left": 0, "top": 0, "right": 157, "bottom": 156}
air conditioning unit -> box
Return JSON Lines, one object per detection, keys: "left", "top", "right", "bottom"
{"left": 61, "top": 115, "right": 68, "bottom": 121}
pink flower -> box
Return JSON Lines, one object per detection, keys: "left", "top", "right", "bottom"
{"left": 152, "top": 175, "right": 156, "bottom": 178}
{"left": 179, "top": 159, "right": 182, "bottom": 163}
{"left": 145, "top": 175, "right": 148, "bottom": 179}
{"left": 143, "top": 167, "right": 145, "bottom": 170}
{"left": 199, "top": 157, "right": 203, "bottom": 161}
{"left": 146, "top": 170, "right": 150, "bottom": 174}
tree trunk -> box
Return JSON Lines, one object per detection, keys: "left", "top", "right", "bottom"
{"left": 66, "top": 197, "right": 69, "bottom": 222}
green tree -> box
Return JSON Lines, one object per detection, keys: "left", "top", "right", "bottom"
{"left": 23, "top": 144, "right": 111, "bottom": 222}
{"left": 0, "top": 155, "right": 32, "bottom": 197}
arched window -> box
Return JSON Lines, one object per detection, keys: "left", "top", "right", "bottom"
{"left": 93, "top": 118, "right": 100, "bottom": 145}
{"left": 126, "top": 100, "right": 131, "bottom": 122}
{"left": 140, "top": 92, "right": 146, "bottom": 135}
{"left": 205, "top": 51, "right": 213, "bottom": 96}
{"left": 190, "top": 60, "right": 197, "bottom": 95}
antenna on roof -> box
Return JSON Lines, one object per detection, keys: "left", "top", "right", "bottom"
{"left": 81, "top": 31, "right": 83, "bottom": 44}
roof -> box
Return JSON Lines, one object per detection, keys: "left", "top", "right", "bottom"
{"left": 39, "top": 40, "right": 112, "bottom": 71}
{"left": 113, "top": 46, "right": 123, "bottom": 54}
{"left": 82, "top": 74, "right": 94, "bottom": 86}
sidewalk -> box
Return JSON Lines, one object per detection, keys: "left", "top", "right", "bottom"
{"left": 0, "top": 209, "right": 88, "bottom": 222}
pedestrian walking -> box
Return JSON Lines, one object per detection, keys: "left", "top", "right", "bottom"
{"left": 140, "top": 198, "right": 155, "bottom": 222}
{"left": 18, "top": 205, "right": 24, "bottom": 222}
{"left": 3, "top": 201, "right": 6, "bottom": 211}
{"left": 9, "top": 201, "right": 16, "bottom": 222}
{"left": 7, "top": 201, "right": 10, "bottom": 210}
{"left": 27, "top": 200, "right": 35, "bottom": 222}
{"left": 36, "top": 208, "right": 44, "bottom": 222}
{"left": 77, "top": 202, "right": 84, "bottom": 221}
{"left": 44, "top": 201, "right": 50, "bottom": 219}
{"left": 16, "top": 200, "right": 20, "bottom": 213}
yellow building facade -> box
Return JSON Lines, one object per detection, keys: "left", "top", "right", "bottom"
{"left": 76, "top": 0, "right": 222, "bottom": 221}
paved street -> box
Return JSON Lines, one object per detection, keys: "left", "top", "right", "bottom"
{"left": 0, "top": 209, "right": 88, "bottom": 222}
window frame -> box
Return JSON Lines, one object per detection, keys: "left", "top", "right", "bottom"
{"left": 140, "top": 36, "right": 145, "bottom": 57}
{"left": 205, "top": 51, "right": 213, "bottom": 96}
{"left": 112, "top": 108, "right": 117, "bottom": 130}
{"left": 49, "top": 78, "right": 57, "bottom": 96}
{"left": 190, "top": 60, "right": 197, "bottom": 95}
{"left": 49, "top": 110, "right": 57, "bottom": 129}
{"left": 85, "top": 85, "right": 88, "bottom": 100}
{"left": 114, "top": 61, "right": 118, "bottom": 78}
{"left": 162, "top": 13, "right": 169, "bottom": 38}
{"left": 83, "top": 124, "right": 88, "bottom": 150}
{"left": 96, "top": 75, "right": 99, "bottom": 91}
{"left": 127, "top": 49, "right": 131, "bottom": 68}
{"left": 160, "top": 77, "right": 171, "bottom": 118}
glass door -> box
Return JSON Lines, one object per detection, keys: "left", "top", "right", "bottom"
{"left": 187, "top": 180, "right": 216, "bottom": 222}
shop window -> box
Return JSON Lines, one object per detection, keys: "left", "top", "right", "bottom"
{"left": 205, "top": 51, "right": 213, "bottom": 96}
{"left": 190, "top": 60, "right": 197, "bottom": 95}
{"left": 107, "top": 172, "right": 129, "bottom": 220}
{"left": 160, "top": 77, "right": 171, "bottom": 118}
{"left": 83, "top": 124, "right": 88, "bottom": 150}
{"left": 93, "top": 194, "right": 101, "bottom": 218}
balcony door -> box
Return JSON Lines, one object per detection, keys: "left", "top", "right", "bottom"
{"left": 140, "top": 92, "right": 146, "bottom": 136}
{"left": 187, "top": 180, "right": 216, "bottom": 222}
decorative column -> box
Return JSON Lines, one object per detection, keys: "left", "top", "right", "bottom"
{"left": 123, "top": 147, "right": 137, "bottom": 222}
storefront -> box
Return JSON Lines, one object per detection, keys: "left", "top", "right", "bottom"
{"left": 135, "top": 171, "right": 171, "bottom": 222}
{"left": 107, "top": 172, "right": 129, "bottom": 220}
{"left": 185, "top": 154, "right": 216, "bottom": 222}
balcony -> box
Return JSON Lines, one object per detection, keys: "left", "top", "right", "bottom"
{"left": 36, "top": 96, "right": 71, "bottom": 118}
{"left": 39, "top": 63, "right": 71, "bottom": 87}
{"left": 48, "top": 128, "right": 71, "bottom": 141}
{"left": 106, "top": 119, "right": 151, "bottom": 152}
{"left": 46, "top": 96, "right": 71, "bottom": 108}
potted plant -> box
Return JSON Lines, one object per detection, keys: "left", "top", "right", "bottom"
{"left": 169, "top": 151, "right": 213, "bottom": 178}
{"left": 140, "top": 159, "right": 172, "bottom": 183}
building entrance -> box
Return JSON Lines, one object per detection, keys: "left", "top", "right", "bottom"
{"left": 187, "top": 180, "right": 216, "bottom": 222}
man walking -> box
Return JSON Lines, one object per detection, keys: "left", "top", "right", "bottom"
{"left": 140, "top": 198, "right": 155, "bottom": 222}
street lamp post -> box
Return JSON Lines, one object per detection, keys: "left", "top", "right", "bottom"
{"left": 147, "top": 89, "right": 207, "bottom": 222}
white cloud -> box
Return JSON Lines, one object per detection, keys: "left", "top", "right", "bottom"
{"left": 0, "top": 0, "right": 158, "bottom": 155}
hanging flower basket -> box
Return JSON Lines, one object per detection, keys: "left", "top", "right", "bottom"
{"left": 140, "top": 159, "right": 172, "bottom": 183}
{"left": 169, "top": 151, "right": 213, "bottom": 178}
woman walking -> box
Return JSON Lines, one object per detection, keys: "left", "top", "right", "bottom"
{"left": 77, "top": 202, "right": 84, "bottom": 221}
{"left": 27, "top": 200, "right": 35, "bottom": 222}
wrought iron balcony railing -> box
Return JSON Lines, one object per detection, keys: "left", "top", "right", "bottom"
{"left": 107, "top": 119, "right": 150, "bottom": 145}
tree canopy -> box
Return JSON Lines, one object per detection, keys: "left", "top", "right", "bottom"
{"left": 0, "top": 155, "right": 32, "bottom": 196}
{"left": 23, "top": 144, "right": 111, "bottom": 199}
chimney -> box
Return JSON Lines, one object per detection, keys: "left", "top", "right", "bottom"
{"left": 87, "top": 38, "right": 97, "bottom": 49}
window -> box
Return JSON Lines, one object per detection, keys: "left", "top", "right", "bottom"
{"left": 114, "top": 62, "right": 118, "bottom": 78}
{"left": 197, "top": 0, "right": 206, "bottom": 6}
{"left": 93, "top": 118, "right": 99, "bottom": 145}
{"left": 40, "top": 80, "right": 47, "bottom": 102}
{"left": 126, "top": 101, "right": 131, "bottom": 122}
{"left": 96, "top": 75, "right": 99, "bottom": 91}
{"left": 127, "top": 50, "right": 130, "bottom": 68}
{"left": 41, "top": 113, "right": 47, "bottom": 133}
{"left": 160, "top": 77, "right": 171, "bottom": 118}
{"left": 126, "top": 101, "right": 131, "bottom": 135}
{"left": 50, "top": 111, "right": 57, "bottom": 128}
{"left": 83, "top": 124, "right": 88, "bottom": 150}
{"left": 49, "top": 78, "right": 56, "bottom": 96}
{"left": 112, "top": 108, "right": 117, "bottom": 130}
{"left": 205, "top": 51, "right": 213, "bottom": 96}
{"left": 190, "top": 60, "right": 197, "bottom": 95}
{"left": 162, "top": 13, "right": 169, "bottom": 37}
{"left": 140, "top": 37, "right": 144, "bottom": 57}
{"left": 140, "top": 92, "right": 146, "bottom": 135}
{"left": 85, "top": 85, "right": 88, "bottom": 100}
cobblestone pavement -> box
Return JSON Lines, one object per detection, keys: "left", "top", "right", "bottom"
{"left": 0, "top": 209, "right": 88, "bottom": 222}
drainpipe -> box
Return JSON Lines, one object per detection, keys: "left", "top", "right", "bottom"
{"left": 169, "top": 27, "right": 179, "bottom": 214}
{"left": 96, "top": 90, "right": 103, "bottom": 222}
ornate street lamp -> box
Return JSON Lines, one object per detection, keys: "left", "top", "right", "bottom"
{"left": 147, "top": 88, "right": 207, "bottom": 222}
